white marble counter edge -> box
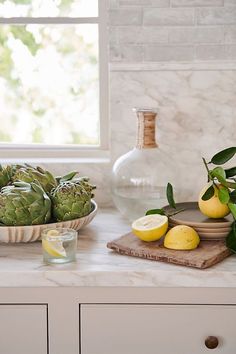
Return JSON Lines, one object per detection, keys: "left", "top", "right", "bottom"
{"left": 0, "top": 268, "right": 236, "bottom": 288}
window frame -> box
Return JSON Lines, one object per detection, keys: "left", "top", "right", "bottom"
{"left": 0, "top": 0, "right": 109, "bottom": 162}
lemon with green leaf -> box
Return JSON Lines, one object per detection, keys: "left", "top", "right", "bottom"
{"left": 198, "top": 183, "right": 230, "bottom": 219}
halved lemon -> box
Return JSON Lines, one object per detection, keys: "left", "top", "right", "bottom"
{"left": 164, "top": 225, "right": 200, "bottom": 250}
{"left": 42, "top": 230, "right": 66, "bottom": 258}
{"left": 132, "top": 214, "right": 168, "bottom": 242}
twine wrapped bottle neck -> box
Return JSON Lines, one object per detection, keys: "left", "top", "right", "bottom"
{"left": 135, "top": 110, "right": 158, "bottom": 149}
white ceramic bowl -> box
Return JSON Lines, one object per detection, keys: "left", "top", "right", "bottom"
{"left": 0, "top": 200, "right": 98, "bottom": 243}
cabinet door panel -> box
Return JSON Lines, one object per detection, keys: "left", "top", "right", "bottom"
{"left": 0, "top": 305, "right": 47, "bottom": 354}
{"left": 81, "top": 304, "right": 236, "bottom": 354}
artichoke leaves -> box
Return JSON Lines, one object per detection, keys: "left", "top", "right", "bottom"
{"left": 51, "top": 178, "right": 96, "bottom": 221}
{"left": 12, "top": 165, "right": 57, "bottom": 194}
{"left": 0, "top": 164, "right": 21, "bottom": 188}
{"left": 0, "top": 181, "right": 51, "bottom": 226}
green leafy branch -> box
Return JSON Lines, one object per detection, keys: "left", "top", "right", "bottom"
{"left": 201, "top": 147, "right": 236, "bottom": 252}
{"left": 146, "top": 183, "right": 184, "bottom": 218}
{"left": 145, "top": 146, "right": 236, "bottom": 253}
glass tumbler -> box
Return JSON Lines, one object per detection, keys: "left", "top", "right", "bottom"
{"left": 42, "top": 228, "right": 77, "bottom": 264}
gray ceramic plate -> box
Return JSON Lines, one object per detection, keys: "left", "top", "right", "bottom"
{"left": 168, "top": 225, "right": 229, "bottom": 240}
{"left": 164, "top": 202, "right": 233, "bottom": 228}
{"left": 168, "top": 222, "right": 231, "bottom": 233}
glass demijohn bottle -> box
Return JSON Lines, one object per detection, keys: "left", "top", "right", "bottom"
{"left": 111, "top": 108, "right": 178, "bottom": 221}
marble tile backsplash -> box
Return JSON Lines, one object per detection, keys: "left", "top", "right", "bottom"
{"left": 110, "top": 0, "right": 236, "bottom": 62}
{"left": 110, "top": 69, "right": 236, "bottom": 199}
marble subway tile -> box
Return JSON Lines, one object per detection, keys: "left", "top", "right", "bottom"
{"left": 109, "top": 26, "right": 118, "bottom": 44}
{"left": 143, "top": 8, "right": 194, "bottom": 25}
{"left": 169, "top": 27, "right": 224, "bottom": 44}
{"left": 109, "top": 9, "right": 142, "bottom": 25}
{"left": 143, "top": 44, "right": 195, "bottom": 61}
{"left": 224, "top": 0, "right": 236, "bottom": 5}
{"left": 196, "top": 45, "right": 226, "bottom": 60}
{"left": 224, "top": 25, "right": 236, "bottom": 44}
{"left": 119, "top": 0, "right": 170, "bottom": 6}
{"left": 225, "top": 44, "right": 236, "bottom": 59}
{"left": 110, "top": 44, "right": 143, "bottom": 61}
{"left": 117, "top": 26, "right": 168, "bottom": 43}
{"left": 109, "top": 0, "right": 119, "bottom": 8}
{"left": 171, "top": 0, "right": 223, "bottom": 6}
{"left": 197, "top": 7, "right": 236, "bottom": 25}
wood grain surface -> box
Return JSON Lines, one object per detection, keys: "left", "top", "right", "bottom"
{"left": 107, "top": 232, "right": 232, "bottom": 269}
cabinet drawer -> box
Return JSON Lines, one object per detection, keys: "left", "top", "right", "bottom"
{"left": 81, "top": 304, "right": 236, "bottom": 354}
{"left": 0, "top": 305, "right": 47, "bottom": 354}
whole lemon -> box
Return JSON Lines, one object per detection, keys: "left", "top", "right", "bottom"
{"left": 132, "top": 214, "right": 168, "bottom": 242}
{"left": 164, "top": 225, "right": 200, "bottom": 250}
{"left": 198, "top": 183, "right": 230, "bottom": 219}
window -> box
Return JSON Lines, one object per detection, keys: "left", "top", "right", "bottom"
{"left": 0, "top": 0, "right": 109, "bottom": 161}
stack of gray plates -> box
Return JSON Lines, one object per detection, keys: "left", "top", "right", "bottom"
{"left": 163, "top": 202, "right": 233, "bottom": 241}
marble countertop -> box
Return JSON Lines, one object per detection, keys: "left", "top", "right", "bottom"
{"left": 0, "top": 208, "right": 236, "bottom": 288}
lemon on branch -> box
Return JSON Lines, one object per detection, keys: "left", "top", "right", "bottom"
{"left": 198, "top": 183, "right": 230, "bottom": 219}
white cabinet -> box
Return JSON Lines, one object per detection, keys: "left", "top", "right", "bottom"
{"left": 81, "top": 304, "right": 236, "bottom": 354}
{"left": 0, "top": 305, "right": 47, "bottom": 354}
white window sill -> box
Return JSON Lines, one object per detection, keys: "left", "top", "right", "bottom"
{"left": 0, "top": 149, "right": 111, "bottom": 164}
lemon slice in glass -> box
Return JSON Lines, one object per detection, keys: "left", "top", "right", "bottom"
{"left": 42, "top": 230, "right": 66, "bottom": 258}
{"left": 132, "top": 214, "right": 168, "bottom": 242}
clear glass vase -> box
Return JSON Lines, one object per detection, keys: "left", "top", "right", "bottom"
{"left": 111, "top": 108, "right": 182, "bottom": 221}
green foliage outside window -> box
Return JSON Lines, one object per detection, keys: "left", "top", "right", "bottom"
{"left": 0, "top": 1, "right": 99, "bottom": 145}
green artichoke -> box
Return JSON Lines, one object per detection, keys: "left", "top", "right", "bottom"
{"left": 51, "top": 178, "right": 96, "bottom": 221}
{"left": 12, "top": 165, "right": 57, "bottom": 193}
{"left": 55, "top": 171, "right": 78, "bottom": 184}
{"left": 73, "top": 177, "right": 96, "bottom": 195}
{"left": 0, "top": 164, "right": 21, "bottom": 188}
{"left": 0, "top": 181, "right": 51, "bottom": 226}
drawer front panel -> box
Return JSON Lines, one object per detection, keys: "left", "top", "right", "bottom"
{"left": 0, "top": 305, "right": 47, "bottom": 354}
{"left": 81, "top": 304, "right": 236, "bottom": 354}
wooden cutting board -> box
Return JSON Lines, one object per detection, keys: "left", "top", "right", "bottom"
{"left": 107, "top": 232, "right": 232, "bottom": 269}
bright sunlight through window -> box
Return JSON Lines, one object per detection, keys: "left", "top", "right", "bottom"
{"left": 0, "top": 0, "right": 108, "bottom": 154}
